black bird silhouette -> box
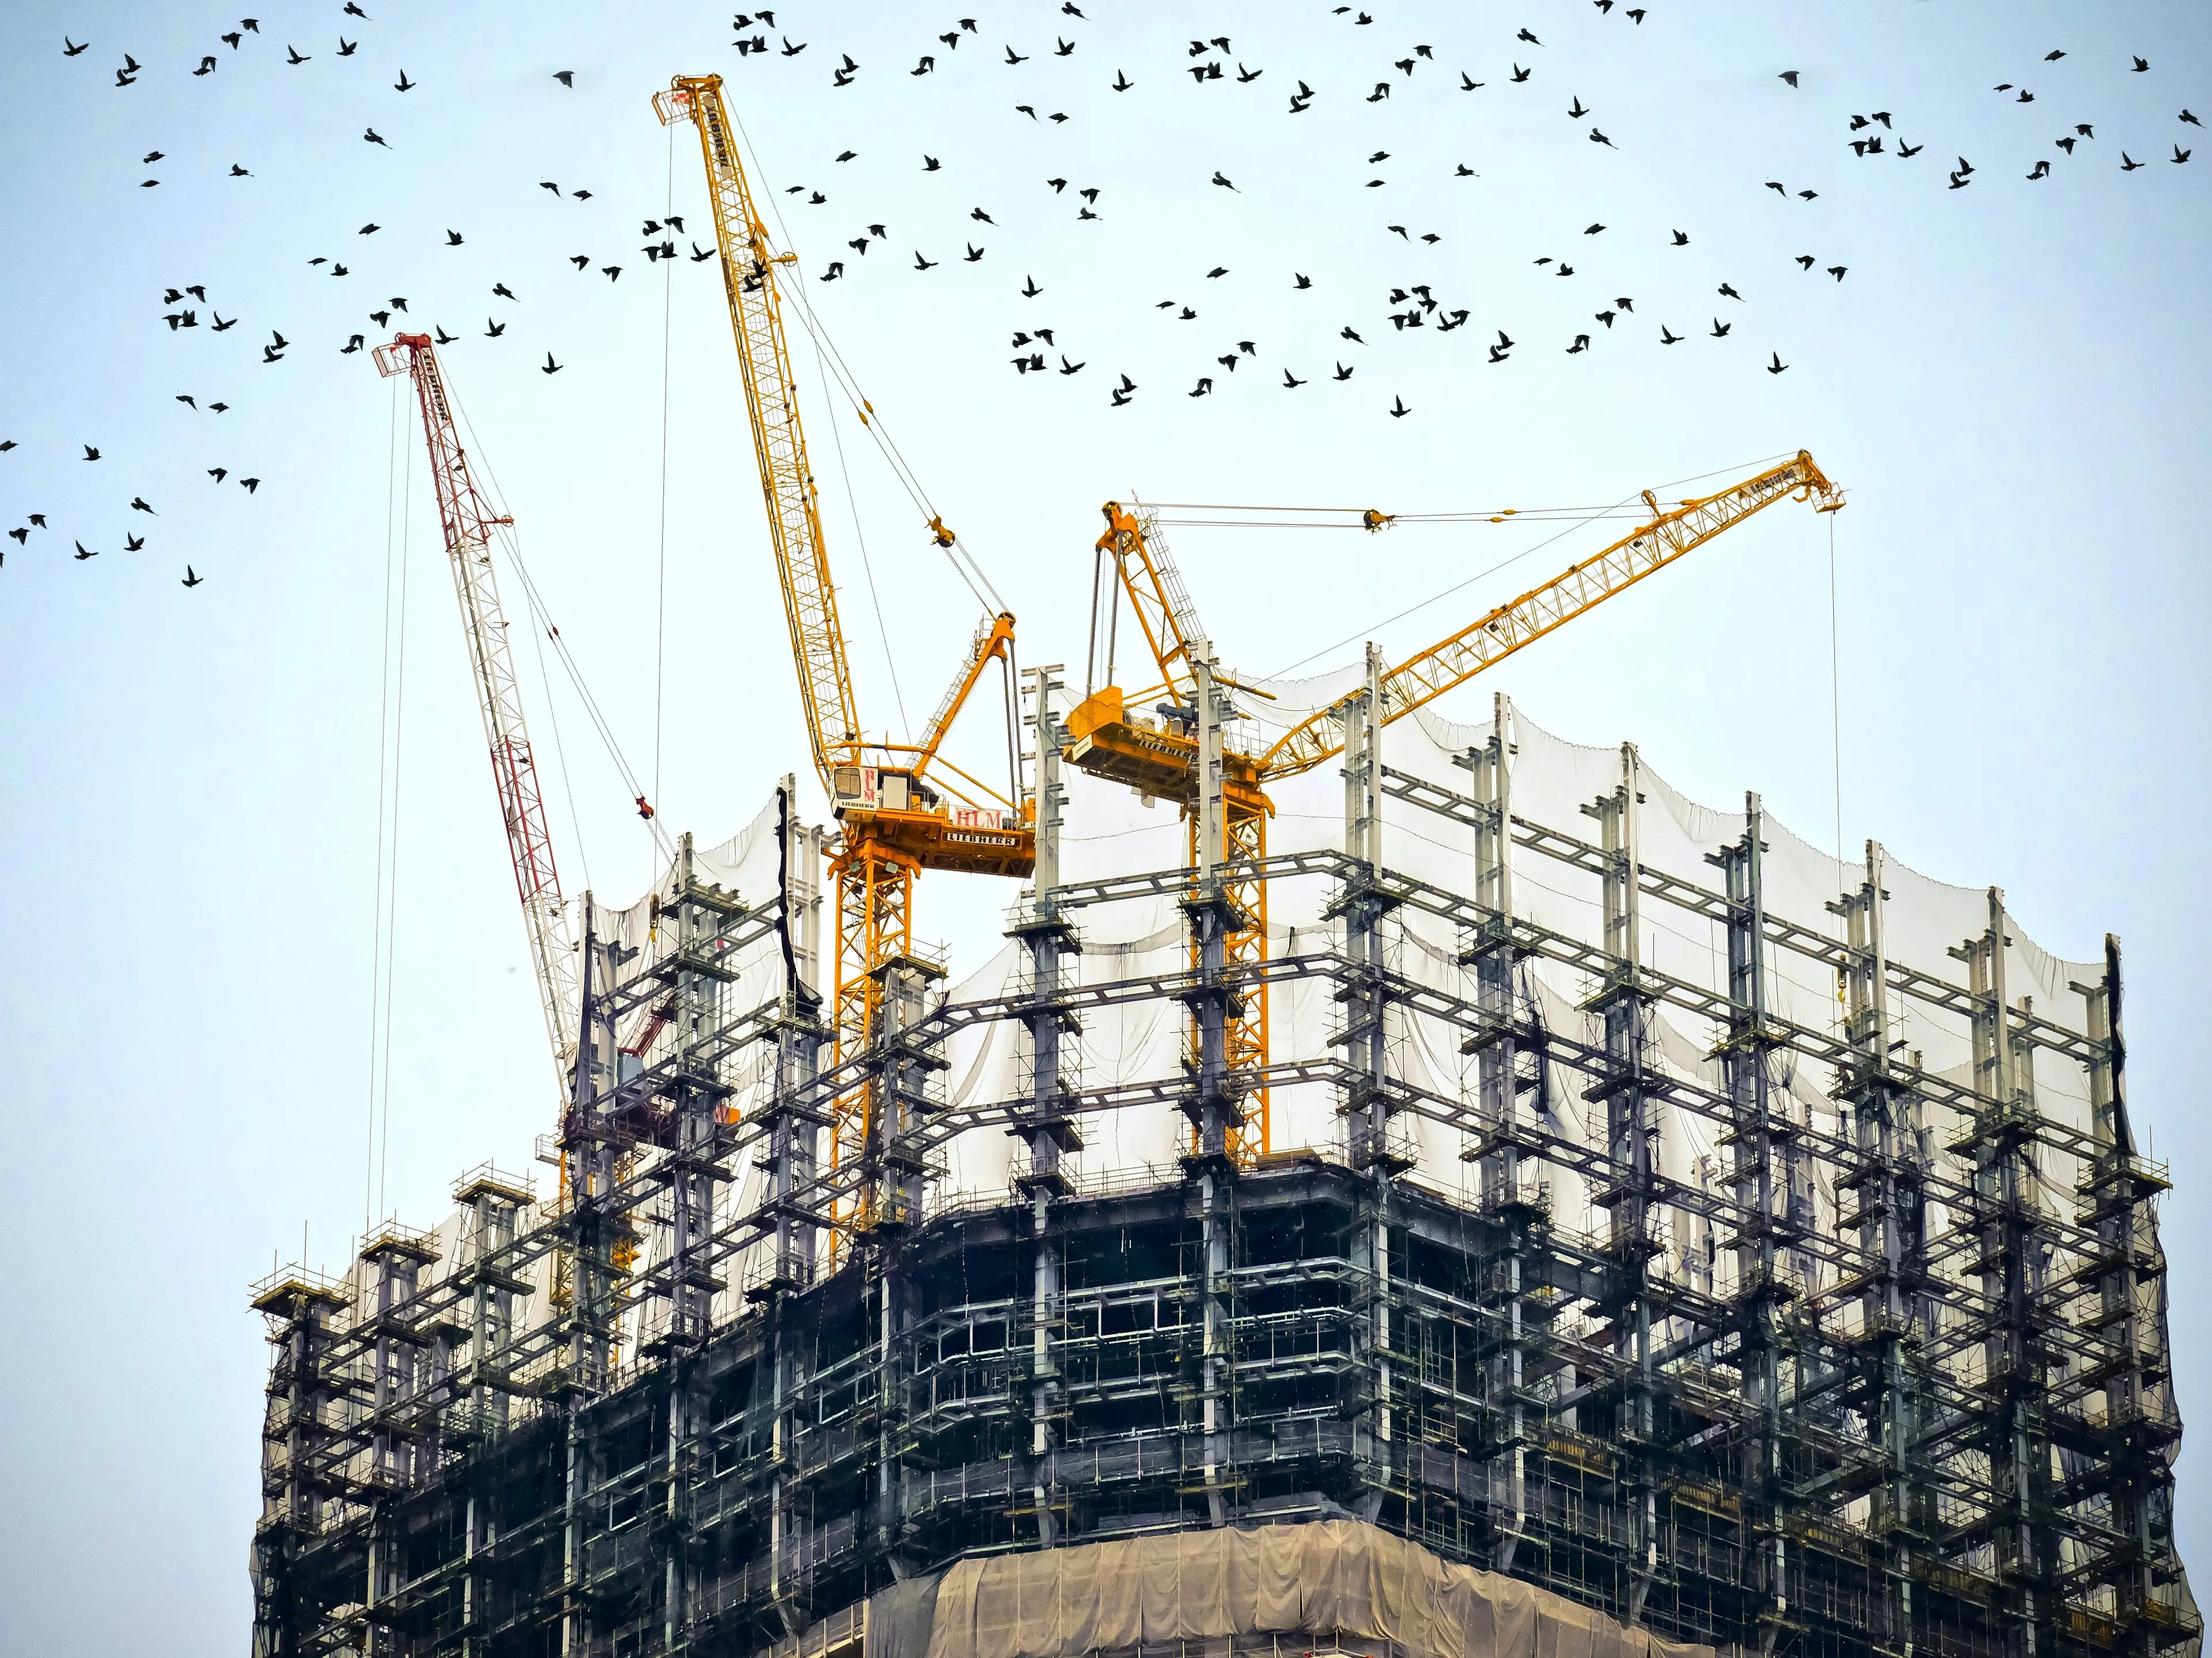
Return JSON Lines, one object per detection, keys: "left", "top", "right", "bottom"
{"left": 82, "top": 445, "right": 100, "bottom": 461}
{"left": 1057, "top": 39, "right": 1075, "bottom": 57}
{"left": 2133, "top": 56, "right": 2150, "bottom": 72}
{"left": 2122, "top": 151, "right": 2144, "bottom": 170}
{"left": 130, "top": 495, "right": 154, "bottom": 514}
{"left": 5, "top": 528, "right": 24, "bottom": 545}
{"left": 2046, "top": 50, "right": 2065, "bottom": 61}
{"left": 1283, "top": 369, "right": 1307, "bottom": 387}
{"left": 1569, "top": 97, "right": 1588, "bottom": 118}
{"left": 570, "top": 255, "right": 590, "bottom": 270}
{"left": 1710, "top": 318, "right": 1732, "bottom": 337}
{"left": 1206, "top": 265, "right": 1229, "bottom": 278}
{"left": 485, "top": 318, "right": 506, "bottom": 337}
{"left": 1765, "top": 180, "right": 1787, "bottom": 195}
{"left": 1060, "top": 355, "right": 1085, "bottom": 374}
{"left": 1189, "top": 377, "right": 1213, "bottom": 396}
{"left": 1614, "top": 297, "right": 1633, "bottom": 312}
{"left": 1659, "top": 324, "right": 1682, "bottom": 344}
{"left": 208, "top": 468, "right": 228, "bottom": 482}
{"left": 240, "top": 477, "right": 260, "bottom": 493}
{"left": 1719, "top": 282, "right": 1743, "bottom": 300}
{"left": 601, "top": 266, "right": 621, "bottom": 280}
{"left": 1016, "top": 104, "right": 1037, "bottom": 118}
{"left": 541, "top": 352, "right": 562, "bottom": 374}
{"left": 359, "top": 222, "right": 380, "bottom": 235}
{"left": 1342, "top": 326, "right": 1363, "bottom": 343}
{"left": 75, "top": 541, "right": 99, "bottom": 560}
{"left": 1796, "top": 255, "right": 1816, "bottom": 269}
{"left": 339, "top": 38, "right": 357, "bottom": 55}
{"left": 1779, "top": 70, "right": 1799, "bottom": 87}
{"left": 287, "top": 45, "right": 309, "bottom": 63}
{"left": 64, "top": 37, "right": 88, "bottom": 56}
{"left": 964, "top": 243, "right": 985, "bottom": 261}
{"left": 1389, "top": 394, "right": 1410, "bottom": 417}
{"left": 1827, "top": 265, "right": 1847, "bottom": 280}
{"left": 493, "top": 283, "right": 516, "bottom": 299}
{"left": 1238, "top": 63, "right": 1260, "bottom": 82}
{"left": 364, "top": 128, "right": 389, "bottom": 147}
{"left": 434, "top": 326, "right": 457, "bottom": 344}
{"left": 143, "top": 150, "right": 163, "bottom": 163}
{"left": 972, "top": 206, "right": 995, "bottom": 223}
{"left": 1113, "top": 70, "right": 1132, "bottom": 91}
{"left": 1211, "top": 171, "right": 1238, "bottom": 190}
{"left": 1005, "top": 45, "right": 1028, "bottom": 65}
{"left": 2174, "top": 146, "right": 2192, "bottom": 164}
{"left": 125, "top": 533, "right": 145, "bottom": 551}
{"left": 1766, "top": 352, "right": 1787, "bottom": 374}
{"left": 2183, "top": 110, "right": 2202, "bottom": 127}
{"left": 176, "top": 394, "right": 196, "bottom": 408}
{"left": 1293, "top": 273, "right": 1312, "bottom": 289}
{"left": 554, "top": 70, "right": 574, "bottom": 86}
{"left": 1518, "top": 28, "right": 1541, "bottom": 44}
{"left": 914, "top": 251, "right": 938, "bottom": 269}
{"left": 182, "top": 566, "right": 202, "bottom": 587}
{"left": 1566, "top": 333, "right": 1590, "bottom": 353}
{"left": 1590, "top": 129, "right": 1615, "bottom": 146}
{"left": 923, "top": 155, "right": 941, "bottom": 170}
{"left": 1510, "top": 65, "right": 1530, "bottom": 83}
{"left": 197, "top": 58, "right": 218, "bottom": 75}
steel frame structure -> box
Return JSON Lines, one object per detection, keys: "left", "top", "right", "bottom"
{"left": 253, "top": 696, "right": 2192, "bottom": 1658}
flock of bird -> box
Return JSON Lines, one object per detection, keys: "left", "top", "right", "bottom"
{"left": 3, "top": 5, "right": 2202, "bottom": 592}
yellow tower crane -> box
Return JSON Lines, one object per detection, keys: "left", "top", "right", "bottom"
{"left": 655, "top": 74, "right": 1035, "bottom": 1227}
{"left": 1067, "top": 452, "right": 1842, "bottom": 1163}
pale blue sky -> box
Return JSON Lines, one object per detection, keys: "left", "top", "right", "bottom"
{"left": 3, "top": 2, "right": 2209, "bottom": 1648}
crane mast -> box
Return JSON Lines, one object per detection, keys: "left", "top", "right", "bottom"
{"left": 658, "top": 74, "right": 1033, "bottom": 1231}
{"left": 1066, "top": 452, "right": 1841, "bottom": 1164}
{"left": 373, "top": 332, "right": 580, "bottom": 1098}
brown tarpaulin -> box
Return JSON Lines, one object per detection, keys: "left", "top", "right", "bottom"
{"left": 921, "top": 1521, "right": 1713, "bottom": 1658}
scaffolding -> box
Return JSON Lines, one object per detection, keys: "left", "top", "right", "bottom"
{"left": 251, "top": 693, "right": 2195, "bottom": 1658}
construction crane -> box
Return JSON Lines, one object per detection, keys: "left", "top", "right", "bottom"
{"left": 372, "top": 331, "right": 580, "bottom": 1100}
{"left": 655, "top": 73, "right": 1035, "bottom": 1223}
{"left": 1067, "top": 451, "right": 1842, "bottom": 1162}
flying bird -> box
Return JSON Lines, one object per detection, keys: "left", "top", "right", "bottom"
{"left": 1211, "top": 171, "right": 1238, "bottom": 190}
{"left": 914, "top": 251, "right": 938, "bottom": 269}
{"left": 64, "top": 37, "right": 88, "bottom": 56}
{"left": 74, "top": 541, "right": 99, "bottom": 560}
{"left": 82, "top": 445, "right": 100, "bottom": 461}
{"left": 240, "top": 477, "right": 260, "bottom": 494}
{"left": 1719, "top": 282, "right": 1743, "bottom": 300}
{"left": 130, "top": 496, "right": 156, "bottom": 514}
{"left": 1659, "top": 324, "right": 1683, "bottom": 344}
{"left": 493, "top": 282, "right": 517, "bottom": 299}
{"left": 1779, "top": 71, "right": 1799, "bottom": 87}
{"left": 364, "top": 128, "right": 390, "bottom": 147}
{"left": 182, "top": 566, "right": 203, "bottom": 587}
{"left": 1766, "top": 352, "right": 1788, "bottom": 374}
{"left": 554, "top": 71, "right": 574, "bottom": 86}
{"left": 541, "top": 352, "right": 562, "bottom": 374}
{"left": 1283, "top": 368, "right": 1307, "bottom": 388}
{"left": 485, "top": 318, "right": 506, "bottom": 337}
{"left": 1709, "top": 318, "right": 1732, "bottom": 337}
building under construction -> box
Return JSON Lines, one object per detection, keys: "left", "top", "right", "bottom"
{"left": 251, "top": 71, "right": 2194, "bottom": 1658}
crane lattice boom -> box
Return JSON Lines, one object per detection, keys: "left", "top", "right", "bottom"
{"left": 656, "top": 75, "right": 859, "bottom": 784}
{"left": 1260, "top": 450, "right": 1839, "bottom": 778}
{"left": 373, "top": 332, "right": 580, "bottom": 1091}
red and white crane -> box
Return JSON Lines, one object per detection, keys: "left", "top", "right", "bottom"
{"left": 373, "top": 332, "right": 580, "bottom": 1096}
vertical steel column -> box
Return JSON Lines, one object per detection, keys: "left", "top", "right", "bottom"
{"left": 1953, "top": 890, "right": 2052, "bottom": 1658}
{"left": 1339, "top": 646, "right": 1404, "bottom": 1511}
{"left": 1461, "top": 692, "right": 1537, "bottom": 1570}
{"left": 1014, "top": 666, "right": 1077, "bottom": 1546}
{"left": 1831, "top": 841, "right": 1925, "bottom": 1657}
{"left": 561, "top": 897, "right": 619, "bottom": 1658}
{"left": 1585, "top": 745, "right": 1658, "bottom": 1622}
{"left": 2075, "top": 936, "right": 2177, "bottom": 1655}
{"left": 1712, "top": 794, "right": 1790, "bottom": 1649}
